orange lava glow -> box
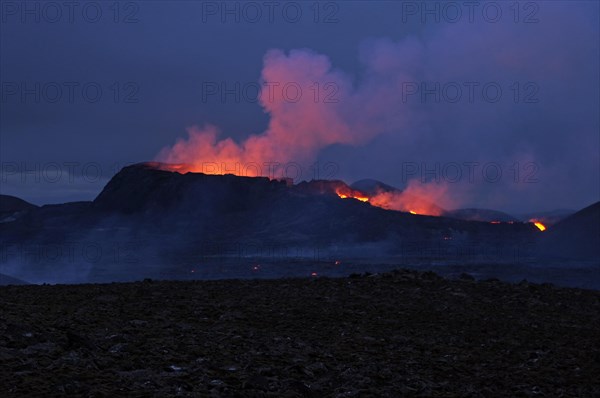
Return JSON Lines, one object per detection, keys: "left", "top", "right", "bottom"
{"left": 531, "top": 221, "right": 547, "bottom": 231}
{"left": 335, "top": 186, "right": 444, "bottom": 216}
{"left": 335, "top": 188, "right": 370, "bottom": 203}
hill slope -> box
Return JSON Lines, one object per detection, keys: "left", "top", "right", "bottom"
{"left": 538, "top": 202, "right": 600, "bottom": 260}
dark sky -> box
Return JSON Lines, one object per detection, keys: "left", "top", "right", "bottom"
{"left": 1, "top": 1, "right": 598, "bottom": 214}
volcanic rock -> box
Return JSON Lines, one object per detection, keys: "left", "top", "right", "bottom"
{"left": 0, "top": 270, "right": 598, "bottom": 396}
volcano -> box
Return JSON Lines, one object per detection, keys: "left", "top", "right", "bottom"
{"left": 0, "top": 162, "right": 593, "bottom": 284}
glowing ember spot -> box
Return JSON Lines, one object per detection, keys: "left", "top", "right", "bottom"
{"left": 334, "top": 260, "right": 341, "bottom": 265}
{"left": 311, "top": 272, "right": 318, "bottom": 277}
{"left": 532, "top": 221, "right": 546, "bottom": 231}
{"left": 409, "top": 210, "right": 417, "bottom": 215}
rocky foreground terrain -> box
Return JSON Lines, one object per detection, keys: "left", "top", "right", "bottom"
{"left": 1, "top": 270, "right": 599, "bottom": 397}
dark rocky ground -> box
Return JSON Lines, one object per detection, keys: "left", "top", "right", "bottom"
{"left": 1, "top": 269, "right": 599, "bottom": 397}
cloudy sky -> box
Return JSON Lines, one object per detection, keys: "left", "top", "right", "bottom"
{"left": 1, "top": 1, "right": 598, "bottom": 214}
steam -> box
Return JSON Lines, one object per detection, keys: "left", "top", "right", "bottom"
{"left": 157, "top": 49, "right": 375, "bottom": 173}
{"left": 157, "top": 5, "right": 598, "bottom": 212}
{"left": 369, "top": 180, "right": 457, "bottom": 216}
{"left": 154, "top": 43, "right": 464, "bottom": 210}
{"left": 156, "top": 44, "right": 419, "bottom": 175}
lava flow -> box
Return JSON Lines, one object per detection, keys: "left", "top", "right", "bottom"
{"left": 335, "top": 187, "right": 422, "bottom": 215}
{"left": 335, "top": 187, "right": 370, "bottom": 203}
{"left": 530, "top": 220, "right": 547, "bottom": 231}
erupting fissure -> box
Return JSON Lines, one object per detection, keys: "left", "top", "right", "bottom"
{"left": 155, "top": 49, "right": 462, "bottom": 218}
{"left": 141, "top": 163, "right": 549, "bottom": 228}
{"left": 148, "top": 163, "right": 447, "bottom": 217}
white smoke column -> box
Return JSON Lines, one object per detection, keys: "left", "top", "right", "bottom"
{"left": 156, "top": 48, "right": 390, "bottom": 174}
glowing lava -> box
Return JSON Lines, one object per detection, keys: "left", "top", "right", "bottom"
{"left": 531, "top": 221, "right": 547, "bottom": 231}
{"left": 335, "top": 188, "right": 369, "bottom": 202}
{"left": 409, "top": 210, "right": 417, "bottom": 215}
